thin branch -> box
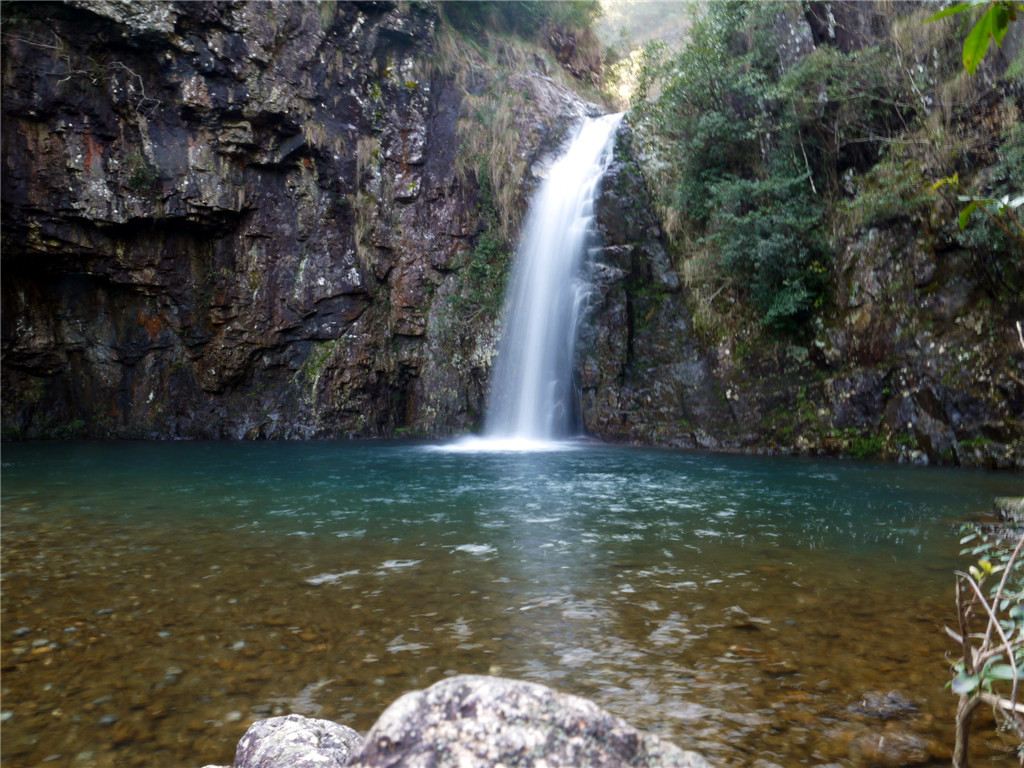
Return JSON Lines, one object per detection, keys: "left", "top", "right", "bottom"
{"left": 959, "top": 568, "right": 1022, "bottom": 709}
{"left": 979, "top": 692, "right": 1024, "bottom": 716}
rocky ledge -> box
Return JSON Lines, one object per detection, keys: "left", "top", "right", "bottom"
{"left": 200, "top": 675, "right": 710, "bottom": 768}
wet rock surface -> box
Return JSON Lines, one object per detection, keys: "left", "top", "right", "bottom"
{"left": 581, "top": 121, "right": 732, "bottom": 448}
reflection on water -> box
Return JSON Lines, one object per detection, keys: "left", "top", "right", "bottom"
{"left": 1, "top": 441, "right": 1021, "bottom": 768}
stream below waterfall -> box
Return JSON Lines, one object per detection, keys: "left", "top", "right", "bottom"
{"left": 2, "top": 440, "right": 1022, "bottom": 768}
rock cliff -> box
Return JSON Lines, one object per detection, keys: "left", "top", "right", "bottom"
{"left": 1, "top": 0, "right": 596, "bottom": 439}
{"left": 3, "top": 0, "right": 1022, "bottom": 469}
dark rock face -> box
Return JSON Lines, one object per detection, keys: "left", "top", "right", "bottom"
{"left": 581, "top": 122, "right": 733, "bottom": 448}
{"left": 802, "top": 1, "right": 894, "bottom": 53}
{"left": 1, "top": 0, "right": 594, "bottom": 439}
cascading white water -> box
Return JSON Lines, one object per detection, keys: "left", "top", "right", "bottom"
{"left": 484, "top": 112, "right": 624, "bottom": 444}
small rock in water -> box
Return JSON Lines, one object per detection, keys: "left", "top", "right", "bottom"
{"left": 850, "top": 690, "right": 918, "bottom": 720}
{"left": 849, "top": 727, "right": 931, "bottom": 767}
{"left": 725, "top": 605, "right": 770, "bottom": 629}
{"left": 13, "top": 627, "right": 31, "bottom": 637}
{"left": 758, "top": 655, "right": 799, "bottom": 675}
{"left": 231, "top": 714, "right": 362, "bottom": 768}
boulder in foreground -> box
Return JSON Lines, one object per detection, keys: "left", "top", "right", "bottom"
{"left": 212, "top": 675, "right": 710, "bottom": 768}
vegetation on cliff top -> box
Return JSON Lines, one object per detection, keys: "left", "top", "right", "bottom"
{"left": 430, "top": 0, "right": 607, "bottom": 328}
{"left": 631, "top": 0, "right": 1022, "bottom": 336}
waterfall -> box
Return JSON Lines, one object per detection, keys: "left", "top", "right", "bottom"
{"left": 484, "top": 112, "right": 624, "bottom": 444}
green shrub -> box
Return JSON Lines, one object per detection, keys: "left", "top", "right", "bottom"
{"left": 842, "top": 154, "right": 933, "bottom": 228}
{"left": 705, "top": 171, "right": 829, "bottom": 329}
{"left": 449, "top": 165, "right": 512, "bottom": 320}
{"left": 631, "top": 1, "right": 938, "bottom": 335}
{"left": 125, "top": 150, "right": 160, "bottom": 193}
{"left": 955, "top": 122, "right": 1024, "bottom": 293}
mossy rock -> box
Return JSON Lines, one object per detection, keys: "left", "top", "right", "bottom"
{"left": 993, "top": 497, "right": 1024, "bottom": 525}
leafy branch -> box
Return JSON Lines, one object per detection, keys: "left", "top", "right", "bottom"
{"left": 933, "top": 173, "right": 1024, "bottom": 249}
{"left": 928, "top": 0, "right": 1024, "bottom": 73}
{"left": 946, "top": 515, "right": 1024, "bottom": 766}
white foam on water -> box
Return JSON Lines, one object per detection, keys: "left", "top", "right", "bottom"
{"left": 452, "top": 543, "right": 497, "bottom": 556}
{"left": 428, "top": 436, "right": 580, "bottom": 453}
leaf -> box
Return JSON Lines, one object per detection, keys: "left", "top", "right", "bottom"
{"left": 952, "top": 671, "right": 981, "bottom": 694}
{"left": 1010, "top": 604, "right": 1024, "bottom": 621}
{"left": 959, "top": 201, "right": 979, "bottom": 229}
{"left": 985, "top": 663, "right": 1019, "bottom": 681}
{"left": 928, "top": 0, "right": 988, "bottom": 21}
{"left": 992, "top": 4, "right": 1011, "bottom": 45}
{"left": 963, "top": 6, "right": 997, "bottom": 73}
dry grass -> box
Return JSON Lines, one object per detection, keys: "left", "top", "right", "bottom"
{"left": 430, "top": 20, "right": 608, "bottom": 242}
{"left": 355, "top": 135, "right": 378, "bottom": 190}
{"left": 349, "top": 135, "right": 381, "bottom": 269}
{"left": 430, "top": 25, "right": 535, "bottom": 240}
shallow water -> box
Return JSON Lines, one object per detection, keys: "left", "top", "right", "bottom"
{"left": 1, "top": 440, "right": 1021, "bottom": 768}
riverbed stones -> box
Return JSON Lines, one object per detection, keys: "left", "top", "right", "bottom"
{"left": 349, "top": 675, "right": 711, "bottom": 768}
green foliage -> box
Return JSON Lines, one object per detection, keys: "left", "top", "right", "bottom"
{"left": 631, "top": 2, "right": 961, "bottom": 333}
{"left": 633, "top": 1, "right": 896, "bottom": 330}
{"left": 778, "top": 44, "right": 919, "bottom": 184}
{"left": 939, "top": 123, "right": 1024, "bottom": 292}
{"left": 929, "top": 0, "right": 1024, "bottom": 73}
{"left": 705, "top": 170, "right": 829, "bottom": 330}
{"left": 450, "top": 165, "right": 512, "bottom": 320}
{"left": 125, "top": 150, "right": 159, "bottom": 193}
{"left": 947, "top": 521, "right": 1024, "bottom": 764}
{"left": 847, "top": 432, "right": 887, "bottom": 459}
{"left": 842, "top": 154, "right": 934, "bottom": 228}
